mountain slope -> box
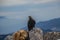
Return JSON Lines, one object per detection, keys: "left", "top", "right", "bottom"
{"left": 36, "top": 18, "right": 60, "bottom": 32}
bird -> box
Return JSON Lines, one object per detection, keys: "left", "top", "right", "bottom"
{"left": 28, "top": 16, "right": 36, "bottom": 31}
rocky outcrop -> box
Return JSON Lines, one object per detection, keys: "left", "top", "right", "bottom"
{"left": 44, "top": 32, "right": 60, "bottom": 40}
{"left": 29, "top": 28, "right": 43, "bottom": 40}
{"left": 4, "top": 28, "right": 43, "bottom": 40}
{"left": 13, "top": 30, "right": 28, "bottom": 40}
{"left": 4, "top": 27, "right": 60, "bottom": 40}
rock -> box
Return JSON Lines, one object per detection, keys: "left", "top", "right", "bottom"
{"left": 29, "top": 28, "right": 43, "bottom": 40}
{"left": 4, "top": 28, "right": 60, "bottom": 40}
{"left": 4, "top": 35, "right": 13, "bottom": 40}
{"left": 13, "top": 30, "right": 28, "bottom": 40}
{"left": 44, "top": 32, "right": 60, "bottom": 40}
{"left": 4, "top": 27, "right": 43, "bottom": 40}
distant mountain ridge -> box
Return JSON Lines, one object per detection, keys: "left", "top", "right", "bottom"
{"left": 36, "top": 18, "right": 60, "bottom": 32}
{"left": 0, "top": 16, "right": 6, "bottom": 19}
{"left": 0, "top": 33, "right": 13, "bottom": 40}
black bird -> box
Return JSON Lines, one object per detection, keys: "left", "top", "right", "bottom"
{"left": 28, "top": 16, "right": 36, "bottom": 31}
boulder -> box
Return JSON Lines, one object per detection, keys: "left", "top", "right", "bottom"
{"left": 29, "top": 28, "right": 43, "bottom": 40}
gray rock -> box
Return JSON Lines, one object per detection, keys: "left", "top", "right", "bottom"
{"left": 29, "top": 28, "right": 43, "bottom": 40}
{"left": 4, "top": 35, "right": 13, "bottom": 40}
{"left": 44, "top": 32, "right": 60, "bottom": 40}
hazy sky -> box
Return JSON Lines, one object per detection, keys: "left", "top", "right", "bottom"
{"left": 0, "top": 0, "right": 60, "bottom": 34}
{"left": 0, "top": 0, "right": 58, "bottom": 6}
{"left": 0, "top": 0, "right": 60, "bottom": 21}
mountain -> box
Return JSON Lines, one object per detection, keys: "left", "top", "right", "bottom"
{"left": 0, "top": 16, "right": 5, "bottom": 18}
{"left": 36, "top": 18, "right": 60, "bottom": 32}
{"left": 0, "top": 35, "right": 7, "bottom": 40}
{"left": 0, "top": 33, "right": 13, "bottom": 40}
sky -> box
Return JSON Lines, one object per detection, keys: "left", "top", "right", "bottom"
{"left": 0, "top": 0, "right": 60, "bottom": 34}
